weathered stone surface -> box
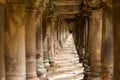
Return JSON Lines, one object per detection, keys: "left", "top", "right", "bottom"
{"left": 0, "top": 0, "right": 5, "bottom": 4}
{"left": 103, "top": 0, "right": 112, "bottom": 7}
{"left": 0, "top": 1, "right": 118, "bottom": 80}
{"left": 47, "top": 34, "right": 84, "bottom": 80}
{"left": 5, "top": 3, "right": 26, "bottom": 80}
{"left": 53, "top": 0, "right": 81, "bottom": 19}
{"left": 85, "top": 0, "right": 102, "bottom": 7}
{"left": 36, "top": 10, "right": 47, "bottom": 79}
{"left": 113, "top": 2, "right": 120, "bottom": 80}
{"left": 43, "top": 17, "right": 50, "bottom": 69}
{"left": 6, "top": 0, "right": 25, "bottom": 4}
{"left": 25, "top": 2, "right": 39, "bottom": 80}
{"left": 101, "top": 10, "right": 113, "bottom": 80}
{"left": 0, "top": 3, "right": 5, "bottom": 80}
{"left": 88, "top": 9, "right": 102, "bottom": 79}
{"left": 36, "top": 58, "right": 47, "bottom": 80}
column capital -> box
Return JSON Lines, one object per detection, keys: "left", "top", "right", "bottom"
{"left": 113, "top": 1, "right": 120, "bottom": 7}
{"left": 51, "top": 18, "right": 56, "bottom": 22}
{"left": 0, "top": 0, "right": 6, "bottom": 4}
{"left": 6, "top": 0, "right": 26, "bottom": 4}
{"left": 103, "top": 0, "right": 112, "bottom": 8}
{"left": 36, "top": 2, "right": 44, "bottom": 14}
{"left": 83, "top": 0, "right": 103, "bottom": 14}
{"left": 25, "top": 0, "right": 40, "bottom": 12}
{"left": 89, "top": 9, "right": 103, "bottom": 19}
{"left": 85, "top": 0, "right": 102, "bottom": 8}
{"left": 91, "top": 9, "right": 102, "bottom": 13}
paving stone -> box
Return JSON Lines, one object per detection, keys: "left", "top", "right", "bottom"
{"left": 47, "top": 34, "right": 84, "bottom": 80}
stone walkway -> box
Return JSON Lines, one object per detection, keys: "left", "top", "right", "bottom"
{"left": 47, "top": 34, "right": 84, "bottom": 80}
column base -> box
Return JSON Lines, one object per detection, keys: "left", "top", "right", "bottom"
{"left": 27, "top": 77, "right": 39, "bottom": 80}
{"left": 44, "top": 60, "right": 50, "bottom": 69}
{"left": 37, "top": 67, "right": 47, "bottom": 80}
{"left": 84, "top": 68, "right": 90, "bottom": 80}
{"left": 88, "top": 76, "right": 101, "bottom": 80}
{"left": 6, "top": 78, "right": 25, "bottom": 80}
{"left": 49, "top": 57, "right": 55, "bottom": 67}
{"left": 87, "top": 71, "right": 101, "bottom": 80}
{"left": 1, "top": 77, "right": 5, "bottom": 80}
{"left": 101, "top": 73, "right": 113, "bottom": 80}
{"left": 6, "top": 73, "right": 26, "bottom": 80}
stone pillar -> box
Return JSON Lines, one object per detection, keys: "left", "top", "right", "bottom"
{"left": 25, "top": 1, "right": 39, "bottom": 80}
{"left": 36, "top": 12, "right": 44, "bottom": 71}
{"left": 62, "top": 24, "right": 65, "bottom": 44}
{"left": 84, "top": 16, "right": 91, "bottom": 80}
{"left": 47, "top": 21, "right": 52, "bottom": 62}
{"left": 64, "top": 25, "right": 68, "bottom": 40}
{"left": 62, "top": 24, "right": 65, "bottom": 45}
{"left": 101, "top": 10, "right": 113, "bottom": 80}
{"left": 5, "top": 1, "right": 26, "bottom": 80}
{"left": 0, "top": 2, "right": 5, "bottom": 80}
{"left": 64, "top": 25, "right": 67, "bottom": 42}
{"left": 54, "top": 18, "right": 61, "bottom": 56}
{"left": 84, "top": 16, "right": 89, "bottom": 65}
{"left": 88, "top": 9, "right": 102, "bottom": 79}
{"left": 36, "top": 8, "right": 47, "bottom": 80}
{"left": 43, "top": 15, "right": 50, "bottom": 69}
{"left": 57, "top": 21, "right": 61, "bottom": 43}
{"left": 60, "top": 23, "right": 63, "bottom": 47}
{"left": 113, "top": 1, "right": 120, "bottom": 80}
{"left": 49, "top": 18, "right": 56, "bottom": 67}
{"left": 43, "top": 36, "right": 50, "bottom": 69}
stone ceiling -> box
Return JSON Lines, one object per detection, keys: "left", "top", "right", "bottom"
{"left": 53, "top": 0, "right": 82, "bottom": 19}
{"left": 53, "top": 0, "right": 112, "bottom": 19}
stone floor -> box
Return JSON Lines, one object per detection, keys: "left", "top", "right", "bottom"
{"left": 47, "top": 34, "right": 84, "bottom": 80}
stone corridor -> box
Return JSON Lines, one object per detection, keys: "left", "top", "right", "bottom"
{"left": 47, "top": 34, "right": 84, "bottom": 80}
{"left": 0, "top": 0, "right": 120, "bottom": 80}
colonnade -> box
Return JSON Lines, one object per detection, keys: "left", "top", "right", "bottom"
{"left": 0, "top": 0, "right": 120, "bottom": 80}
{"left": 72, "top": 0, "right": 119, "bottom": 80}
{"left": 0, "top": 0, "right": 70, "bottom": 80}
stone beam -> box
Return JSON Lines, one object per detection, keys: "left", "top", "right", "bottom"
{"left": 5, "top": 1, "right": 26, "bottom": 80}
{"left": 101, "top": 10, "right": 113, "bottom": 80}
{"left": 25, "top": 1, "right": 40, "bottom": 80}
{"left": 0, "top": 3, "right": 5, "bottom": 80}
{"left": 62, "top": 14, "right": 76, "bottom": 19}
{"left": 113, "top": 1, "right": 120, "bottom": 80}
{"left": 88, "top": 9, "right": 102, "bottom": 79}
{"left": 54, "top": 1, "right": 81, "bottom": 6}
{"left": 103, "top": 0, "right": 112, "bottom": 8}
{"left": 60, "top": 11, "right": 80, "bottom": 15}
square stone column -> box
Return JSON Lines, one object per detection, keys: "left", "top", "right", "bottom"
{"left": 25, "top": 1, "right": 40, "bottom": 79}
{"left": 88, "top": 9, "right": 102, "bottom": 80}
{"left": 113, "top": 1, "right": 120, "bottom": 80}
{"left": 0, "top": 3, "right": 5, "bottom": 80}
{"left": 101, "top": 9, "right": 113, "bottom": 80}
{"left": 42, "top": 13, "right": 50, "bottom": 69}
{"left": 5, "top": 2, "right": 26, "bottom": 80}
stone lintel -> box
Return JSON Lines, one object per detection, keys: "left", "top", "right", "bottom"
{"left": 25, "top": 0, "right": 40, "bottom": 12}
{"left": 54, "top": 1, "right": 81, "bottom": 6}
{"left": 6, "top": 0, "right": 26, "bottom": 4}
{"left": 103, "top": 0, "right": 112, "bottom": 8}
{"left": 62, "top": 14, "right": 76, "bottom": 19}
{"left": 113, "top": 1, "right": 120, "bottom": 7}
{"left": 0, "top": 0, "right": 6, "bottom": 4}
{"left": 60, "top": 11, "right": 80, "bottom": 15}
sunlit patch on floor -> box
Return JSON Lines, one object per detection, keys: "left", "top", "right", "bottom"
{"left": 47, "top": 34, "right": 84, "bottom": 80}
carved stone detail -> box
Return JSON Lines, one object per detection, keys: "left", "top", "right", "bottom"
{"left": 25, "top": 0, "right": 40, "bottom": 12}
{"left": 6, "top": 0, "right": 25, "bottom": 4}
